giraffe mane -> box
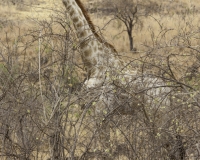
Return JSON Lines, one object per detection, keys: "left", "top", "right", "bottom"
{"left": 75, "top": 0, "right": 117, "bottom": 53}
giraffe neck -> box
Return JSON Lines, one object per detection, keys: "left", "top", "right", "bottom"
{"left": 63, "top": 0, "right": 99, "bottom": 76}
{"left": 63, "top": 0, "right": 95, "bottom": 42}
{"left": 63, "top": 0, "right": 121, "bottom": 88}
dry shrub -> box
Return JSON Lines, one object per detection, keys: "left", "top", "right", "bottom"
{"left": 0, "top": 1, "right": 200, "bottom": 160}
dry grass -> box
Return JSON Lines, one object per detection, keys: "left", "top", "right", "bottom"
{"left": 0, "top": 0, "right": 200, "bottom": 51}
{"left": 89, "top": 0, "right": 200, "bottom": 53}
{"left": 0, "top": 0, "right": 61, "bottom": 20}
{"left": 92, "top": 13, "right": 200, "bottom": 53}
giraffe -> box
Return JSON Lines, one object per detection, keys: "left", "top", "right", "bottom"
{"left": 62, "top": 0, "right": 123, "bottom": 89}
{"left": 62, "top": 0, "right": 133, "bottom": 154}
{"left": 62, "top": 0, "right": 172, "bottom": 157}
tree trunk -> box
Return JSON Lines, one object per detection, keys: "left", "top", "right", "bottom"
{"left": 50, "top": 111, "right": 63, "bottom": 160}
{"left": 128, "top": 30, "right": 134, "bottom": 51}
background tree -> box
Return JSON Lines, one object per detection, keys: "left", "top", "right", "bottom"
{"left": 101, "top": 0, "right": 160, "bottom": 51}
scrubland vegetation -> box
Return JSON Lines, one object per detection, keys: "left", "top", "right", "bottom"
{"left": 0, "top": 0, "right": 200, "bottom": 159}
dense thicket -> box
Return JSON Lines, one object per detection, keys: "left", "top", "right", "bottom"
{"left": 0, "top": 1, "right": 200, "bottom": 159}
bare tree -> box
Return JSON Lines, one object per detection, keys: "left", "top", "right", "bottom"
{"left": 101, "top": 0, "right": 159, "bottom": 51}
